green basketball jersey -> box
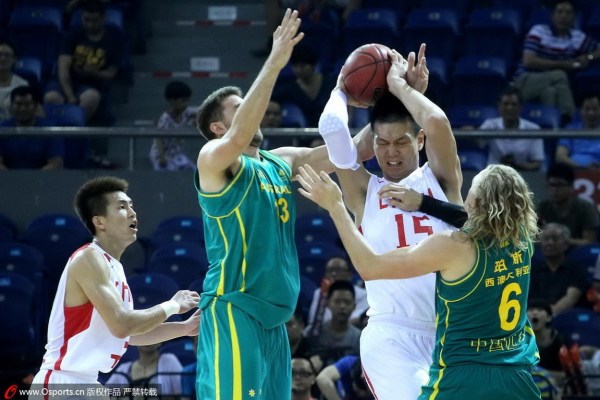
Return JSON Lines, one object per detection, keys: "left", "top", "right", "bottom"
{"left": 195, "top": 150, "right": 299, "bottom": 329}
{"left": 431, "top": 238, "right": 539, "bottom": 368}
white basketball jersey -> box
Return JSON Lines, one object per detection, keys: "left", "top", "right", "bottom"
{"left": 40, "top": 242, "right": 133, "bottom": 374}
{"left": 361, "top": 163, "right": 456, "bottom": 321}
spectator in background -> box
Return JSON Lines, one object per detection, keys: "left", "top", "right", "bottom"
{"left": 481, "top": 86, "right": 545, "bottom": 171}
{"left": 556, "top": 94, "right": 600, "bottom": 170}
{"left": 149, "top": 81, "right": 196, "bottom": 171}
{"left": 273, "top": 44, "right": 336, "bottom": 128}
{"left": 307, "top": 280, "right": 361, "bottom": 367}
{"left": 261, "top": 99, "right": 283, "bottom": 128}
{"left": 0, "top": 86, "right": 64, "bottom": 170}
{"left": 316, "top": 355, "right": 373, "bottom": 400}
{"left": 529, "top": 223, "right": 591, "bottom": 315}
{"left": 181, "top": 336, "right": 198, "bottom": 399}
{"left": 292, "top": 357, "right": 318, "bottom": 400}
{"left": 307, "top": 256, "right": 368, "bottom": 331}
{"left": 538, "top": 163, "right": 600, "bottom": 245}
{"left": 287, "top": 307, "right": 324, "bottom": 373}
{"left": 106, "top": 343, "right": 183, "bottom": 397}
{"left": 43, "top": 0, "right": 124, "bottom": 123}
{"left": 512, "top": 0, "right": 600, "bottom": 126}
{"left": 528, "top": 300, "right": 567, "bottom": 386}
{"left": 0, "top": 42, "right": 29, "bottom": 122}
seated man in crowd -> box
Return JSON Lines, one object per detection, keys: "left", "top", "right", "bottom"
{"left": 0, "top": 86, "right": 64, "bottom": 170}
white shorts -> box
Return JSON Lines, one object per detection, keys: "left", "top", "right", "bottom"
{"left": 29, "top": 370, "right": 108, "bottom": 400}
{"left": 360, "top": 314, "right": 436, "bottom": 400}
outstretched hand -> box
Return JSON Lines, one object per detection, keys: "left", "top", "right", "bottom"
{"left": 171, "top": 290, "right": 200, "bottom": 314}
{"left": 268, "top": 9, "right": 304, "bottom": 70}
{"left": 378, "top": 183, "right": 423, "bottom": 212}
{"left": 183, "top": 310, "right": 201, "bottom": 337}
{"left": 386, "top": 49, "right": 409, "bottom": 89}
{"left": 297, "top": 164, "right": 344, "bottom": 211}
{"left": 405, "top": 43, "right": 428, "bottom": 94}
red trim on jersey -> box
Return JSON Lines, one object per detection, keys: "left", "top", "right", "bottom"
{"left": 53, "top": 303, "right": 93, "bottom": 370}
{"left": 103, "top": 252, "right": 112, "bottom": 262}
{"left": 362, "top": 366, "right": 379, "bottom": 400}
{"left": 43, "top": 369, "right": 52, "bottom": 400}
{"left": 68, "top": 243, "right": 91, "bottom": 262}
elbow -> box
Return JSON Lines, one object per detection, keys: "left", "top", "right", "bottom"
{"left": 109, "top": 325, "right": 130, "bottom": 339}
{"left": 426, "top": 111, "right": 450, "bottom": 129}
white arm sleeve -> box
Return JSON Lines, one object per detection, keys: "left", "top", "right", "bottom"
{"left": 318, "top": 88, "right": 361, "bottom": 170}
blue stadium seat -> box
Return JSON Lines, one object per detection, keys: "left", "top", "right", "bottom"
{"left": 13, "top": 56, "right": 42, "bottom": 87}
{"left": 402, "top": 8, "right": 460, "bottom": 64}
{"left": 420, "top": 0, "right": 472, "bottom": 19}
{"left": 43, "top": 104, "right": 89, "bottom": 168}
{"left": 447, "top": 105, "right": 498, "bottom": 129}
{"left": 281, "top": 102, "right": 307, "bottom": 128}
{"left": 426, "top": 56, "right": 448, "bottom": 106}
{"left": 160, "top": 338, "right": 197, "bottom": 366}
{"left": 0, "top": 214, "right": 17, "bottom": 242}
{"left": 188, "top": 277, "right": 205, "bottom": 294}
{"left": 490, "top": 0, "right": 541, "bottom": 23}
{"left": 297, "top": 242, "right": 347, "bottom": 286}
{"left": 586, "top": 5, "right": 600, "bottom": 42}
{"left": 342, "top": 8, "right": 399, "bottom": 57}
{"left": 451, "top": 56, "right": 508, "bottom": 106}
{"left": 157, "top": 215, "right": 203, "bottom": 233}
{"left": 8, "top": 6, "right": 63, "bottom": 75}
{"left": 0, "top": 272, "right": 39, "bottom": 359}
{"left": 299, "top": 13, "right": 339, "bottom": 73}
{"left": 572, "top": 62, "right": 600, "bottom": 103}
{"left": 463, "top": 8, "right": 522, "bottom": 64}
{"left": 361, "top": 0, "right": 415, "bottom": 15}
{"left": 127, "top": 272, "right": 181, "bottom": 321}
{"left": 458, "top": 149, "right": 488, "bottom": 171}
{"left": 552, "top": 308, "right": 600, "bottom": 347}
{"left": 521, "top": 103, "right": 561, "bottom": 129}
{"left": 295, "top": 213, "right": 340, "bottom": 247}
{"left": 44, "top": 104, "right": 86, "bottom": 127}
{"left": 566, "top": 243, "right": 600, "bottom": 280}
{"left": 147, "top": 242, "right": 208, "bottom": 290}
{"left": 23, "top": 213, "right": 91, "bottom": 289}
{"left": 148, "top": 225, "right": 204, "bottom": 254}
{"left": 0, "top": 242, "right": 45, "bottom": 279}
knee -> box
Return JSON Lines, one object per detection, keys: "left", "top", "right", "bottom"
{"left": 43, "top": 91, "right": 65, "bottom": 104}
{"left": 549, "top": 69, "right": 570, "bottom": 84}
{"left": 79, "top": 89, "right": 101, "bottom": 107}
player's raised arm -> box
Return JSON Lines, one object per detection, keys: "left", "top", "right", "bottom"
{"left": 196, "top": 9, "right": 303, "bottom": 189}
{"left": 386, "top": 49, "right": 463, "bottom": 204}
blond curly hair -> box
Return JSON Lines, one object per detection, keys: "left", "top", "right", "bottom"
{"left": 462, "top": 164, "right": 539, "bottom": 249}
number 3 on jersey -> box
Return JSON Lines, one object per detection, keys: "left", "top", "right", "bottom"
{"left": 394, "top": 214, "right": 434, "bottom": 248}
{"left": 275, "top": 197, "right": 289, "bottom": 223}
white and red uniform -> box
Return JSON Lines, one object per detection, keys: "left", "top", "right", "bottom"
{"left": 32, "top": 242, "right": 133, "bottom": 386}
{"left": 360, "top": 164, "right": 456, "bottom": 400}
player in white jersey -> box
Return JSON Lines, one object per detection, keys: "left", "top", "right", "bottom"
{"left": 30, "top": 177, "right": 200, "bottom": 398}
{"left": 316, "top": 47, "right": 463, "bottom": 399}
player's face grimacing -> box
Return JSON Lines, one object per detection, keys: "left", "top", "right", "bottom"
{"left": 373, "top": 121, "right": 423, "bottom": 182}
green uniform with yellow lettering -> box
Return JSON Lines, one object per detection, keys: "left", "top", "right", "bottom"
{"left": 419, "top": 238, "right": 542, "bottom": 400}
{"left": 194, "top": 150, "right": 299, "bottom": 400}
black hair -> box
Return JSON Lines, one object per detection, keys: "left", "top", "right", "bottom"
{"left": 0, "top": 41, "right": 17, "bottom": 57}
{"left": 81, "top": 0, "right": 107, "bottom": 14}
{"left": 547, "top": 162, "right": 575, "bottom": 184}
{"left": 74, "top": 176, "right": 129, "bottom": 235}
{"left": 327, "top": 280, "right": 355, "bottom": 300}
{"left": 370, "top": 91, "right": 417, "bottom": 135}
{"left": 290, "top": 44, "right": 318, "bottom": 66}
{"left": 165, "top": 81, "right": 192, "bottom": 100}
{"left": 528, "top": 299, "right": 553, "bottom": 316}
{"left": 10, "top": 85, "right": 38, "bottom": 104}
{"left": 499, "top": 86, "right": 522, "bottom": 103}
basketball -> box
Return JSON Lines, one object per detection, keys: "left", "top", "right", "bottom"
{"left": 341, "top": 43, "right": 392, "bottom": 106}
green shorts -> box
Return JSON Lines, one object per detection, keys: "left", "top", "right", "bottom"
{"left": 196, "top": 298, "right": 291, "bottom": 400}
{"left": 418, "top": 364, "right": 541, "bottom": 400}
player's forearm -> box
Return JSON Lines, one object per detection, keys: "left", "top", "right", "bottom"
{"left": 315, "top": 379, "right": 342, "bottom": 400}
{"left": 328, "top": 202, "right": 381, "bottom": 280}
{"left": 388, "top": 78, "right": 448, "bottom": 133}
{"left": 129, "top": 322, "right": 188, "bottom": 346}
{"left": 419, "top": 195, "right": 467, "bottom": 229}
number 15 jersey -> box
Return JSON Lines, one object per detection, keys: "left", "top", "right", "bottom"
{"left": 360, "top": 163, "right": 456, "bottom": 321}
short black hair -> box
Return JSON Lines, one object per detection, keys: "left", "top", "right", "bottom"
{"left": 81, "top": 0, "right": 107, "bottom": 14}
{"left": 528, "top": 299, "right": 553, "bottom": 316}
{"left": 165, "top": 81, "right": 192, "bottom": 100}
{"left": 10, "top": 85, "right": 38, "bottom": 104}
{"left": 547, "top": 162, "right": 575, "bottom": 184}
{"left": 499, "top": 86, "right": 522, "bottom": 103}
{"left": 290, "top": 44, "right": 318, "bottom": 66}
{"left": 0, "top": 41, "right": 17, "bottom": 57}
{"left": 370, "top": 91, "right": 417, "bottom": 134}
{"left": 327, "top": 280, "right": 355, "bottom": 300}
{"left": 74, "top": 176, "right": 129, "bottom": 235}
